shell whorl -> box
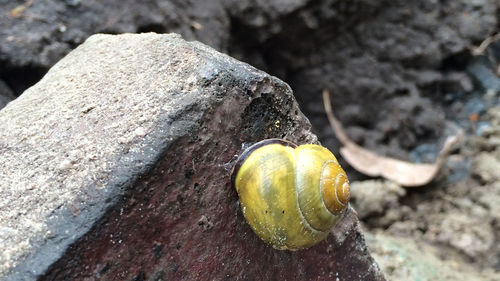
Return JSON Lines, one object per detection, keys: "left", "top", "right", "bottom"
{"left": 320, "top": 161, "right": 350, "bottom": 215}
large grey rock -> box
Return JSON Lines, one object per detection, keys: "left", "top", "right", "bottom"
{"left": 0, "top": 33, "right": 384, "bottom": 280}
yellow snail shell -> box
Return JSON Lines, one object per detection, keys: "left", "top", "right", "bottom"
{"left": 231, "top": 139, "right": 350, "bottom": 250}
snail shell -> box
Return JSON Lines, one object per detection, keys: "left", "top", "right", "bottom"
{"left": 231, "top": 139, "right": 350, "bottom": 250}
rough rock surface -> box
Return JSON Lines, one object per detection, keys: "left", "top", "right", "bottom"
{"left": 0, "top": 33, "right": 384, "bottom": 281}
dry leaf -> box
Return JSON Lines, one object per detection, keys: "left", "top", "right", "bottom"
{"left": 10, "top": 0, "right": 33, "bottom": 18}
{"left": 322, "top": 89, "right": 460, "bottom": 187}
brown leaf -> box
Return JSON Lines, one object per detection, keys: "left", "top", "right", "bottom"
{"left": 322, "top": 89, "right": 460, "bottom": 187}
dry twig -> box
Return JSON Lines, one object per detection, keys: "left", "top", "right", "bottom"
{"left": 471, "top": 33, "right": 500, "bottom": 56}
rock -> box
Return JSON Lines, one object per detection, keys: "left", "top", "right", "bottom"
{"left": 0, "top": 33, "right": 385, "bottom": 281}
{"left": 350, "top": 180, "right": 406, "bottom": 221}
{"left": 477, "top": 182, "right": 500, "bottom": 222}
{"left": 472, "top": 152, "right": 500, "bottom": 184}
{"left": 467, "top": 42, "right": 500, "bottom": 91}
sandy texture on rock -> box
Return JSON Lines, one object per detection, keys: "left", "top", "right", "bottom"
{"left": 0, "top": 33, "right": 262, "bottom": 278}
{"left": 0, "top": 33, "right": 189, "bottom": 276}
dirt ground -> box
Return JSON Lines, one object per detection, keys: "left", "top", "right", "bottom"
{"left": 347, "top": 78, "right": 500, "bottom": 280}
{"left": 348, "top": 105, "right": 500, "bottom": 281}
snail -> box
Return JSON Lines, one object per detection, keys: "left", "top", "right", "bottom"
{"left": 231, "top": 139, "right": 350, "bottom": 250}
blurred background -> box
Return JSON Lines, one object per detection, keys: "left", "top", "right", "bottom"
{"left": 1, "top": 1, "right": 499, "bottom": 280}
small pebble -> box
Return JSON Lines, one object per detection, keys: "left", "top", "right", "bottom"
{"left": 475, "top": 121, "right": 492, "bottom": 136}
{"left": 409, "top": 143, "right": 438, "bottom": 163}
{"left": 464, "top": 96, "right": 486, "bottom": 117}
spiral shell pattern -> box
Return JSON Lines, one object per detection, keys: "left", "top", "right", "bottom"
{"left": 231, "top": 139, "right": 350, "bottom": 250}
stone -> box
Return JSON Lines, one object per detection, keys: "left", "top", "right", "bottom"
{"left": 0, "top": 33, "right": 385, "bottom": 281}
{"left": 350, "top": 180, "right": 406, "bottom": 220}
{"left": 472, "top": 152, "right": 500, "bottom": 184}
